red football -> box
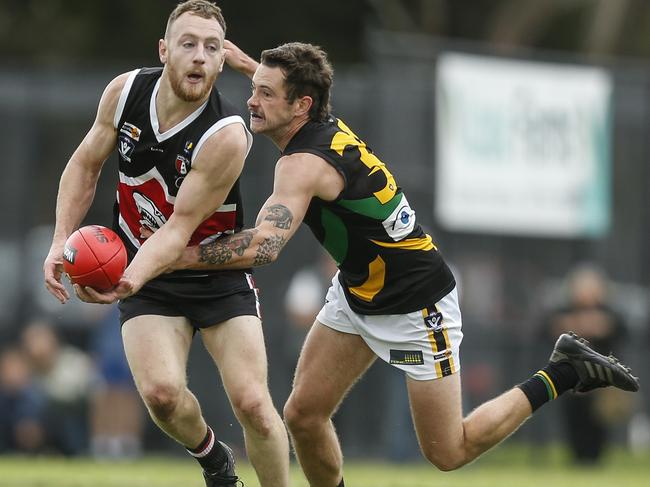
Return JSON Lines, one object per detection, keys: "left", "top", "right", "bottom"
{"left": 62, "top": 225, "right": 127, "bottom": 291}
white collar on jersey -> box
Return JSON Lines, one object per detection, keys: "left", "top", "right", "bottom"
{"left": 149, "top": 78, "right": 209, "bottom": 143}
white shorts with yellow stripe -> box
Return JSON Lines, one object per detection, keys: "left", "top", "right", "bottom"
{"left": 316, "top": 274, "right": 463, "bottom": 381}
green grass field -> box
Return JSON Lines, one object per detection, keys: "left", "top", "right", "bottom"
{"left": 1, "top": 445, "right": 648, "bottom": 487}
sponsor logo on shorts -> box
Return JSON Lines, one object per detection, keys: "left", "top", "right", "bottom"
{"left": 433, "top": 349, "right": 453, "bottom": 361}
{"left": 390, "top": 349, "right": 424, "bottom": 365}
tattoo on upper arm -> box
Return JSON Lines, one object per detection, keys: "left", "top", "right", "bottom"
{"left": 199, "top": 229, "right": 258, "bottom": 265}
{"left": 253, "top": 235, "right": 286, "bottom": 266}
{"left": 262, "top": 204, "right": 293, "bottom": 229}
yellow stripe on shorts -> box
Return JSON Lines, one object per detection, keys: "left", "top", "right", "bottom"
{"left": 422, "top": 305, "right": 455, "bottom": 378}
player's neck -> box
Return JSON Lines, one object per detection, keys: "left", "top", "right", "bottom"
{"left": 272, "top": 116, "right": 309, "bottom": 151}
{"left": 156, "top": 77, "right": 210, "bottom": 133}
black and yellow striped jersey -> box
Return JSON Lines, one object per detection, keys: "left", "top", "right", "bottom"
{"left": 283, "top": 116, "right": 456, "bottom": 315}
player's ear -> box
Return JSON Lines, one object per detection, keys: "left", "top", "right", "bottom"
{"left": 218, "top": 50, "right": 225, "bottom": 73}
{"left": 295, "top": 96, "right": 313, "bottom": 118}
{"left": 159, "top": 38, "right": 167, "bottom": 64}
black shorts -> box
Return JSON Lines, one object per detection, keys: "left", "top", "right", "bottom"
{"left": 118, "top": 271, "right": 260, "bottom": 329}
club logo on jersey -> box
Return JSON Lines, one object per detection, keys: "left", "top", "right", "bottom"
{"left": 389, "top": 350, "right": 424, "bottom": 365}
{"left": 120, "top": 122, "right": 141, "bottom": 141}
{"left": 118, "top": 135, "right": 135, "bottom": 162}
{"left": 133, "top": 191, "right": 167, "bottom": 230}
{"left": 382, "top": 194, "right": 416, "bottom": 241}
{"left": 424, "top": 311, "right": 444, "bottom": 332}
{"left": 63, "top": 245, "right": 77, "bottom": 265}
{"left": 175, "top": 155, "right": 190, "bottom": 175}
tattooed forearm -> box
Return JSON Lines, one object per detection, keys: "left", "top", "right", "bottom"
{"left": 199, "top": 242, "right": 231, "bottom": 265}
{"left": 253, "top": 235, "right": 286, "bottom": 266}
{"left": 260, "top": 204, "right": 293, "bottom": 229}
{"left": 199, "top": 229, "right": 258, "bottom": 265}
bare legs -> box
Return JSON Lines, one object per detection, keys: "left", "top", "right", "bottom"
{"left": 284, "top": 323, "right": 375, "bottom": 487}
{"left": 201, "top": 316, "right": 290, "bottom": 487}
{"left": 284, "top": 322, "right": 534, "bottom": 486}
{"left": 408, "top": 375, "right": 532, "bottom": 470}
{"left": 122, "top": 316, "right": 207, "bottom": 447}
{"left": 122, "top": 315, "right": 290, "bottom": 487}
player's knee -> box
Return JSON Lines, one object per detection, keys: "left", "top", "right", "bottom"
{"left": 141, "top": 382, "right": 183, "bottom": 421}
{"left": 421, "top": 445, "right": 466, "bottom": 472}
{"left": 283, "top": 396, "right": 319, "bottom": 435}
{"left": 231, "top": 390, "right": 275, "bottom": 438}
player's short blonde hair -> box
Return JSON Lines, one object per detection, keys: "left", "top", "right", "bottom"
{"left": 165, "top": 0, "right": 226, "bottom": 39}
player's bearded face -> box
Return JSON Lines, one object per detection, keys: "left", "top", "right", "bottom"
{"left": 163, "top": 13, "right": 224, "bottom": 102}
{"left": 167, "top": 57, "right": 218, "bottom": 102}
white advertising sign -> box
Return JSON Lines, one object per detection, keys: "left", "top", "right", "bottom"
{"left": 435, "top": 53, "right": 612, "bottom": 237}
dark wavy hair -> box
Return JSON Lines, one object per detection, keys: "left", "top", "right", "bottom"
{"left": 261, "top": 42, "right": 333, "bottom": 122}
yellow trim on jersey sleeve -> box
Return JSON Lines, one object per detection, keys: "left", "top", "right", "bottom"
{"left": 330, "top": 120, "right": 397, "bottom": 204}
{"left": 330, "top": 130, "right": 354, "bottom": 156}
{"left": 370, "top": 234, "right": 437, "bottom": 251}
{"left": 348, "top": 255, "right": 386, "bottom": 302}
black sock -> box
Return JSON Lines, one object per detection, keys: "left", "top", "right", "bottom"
{"left": 186, "top": 426, "right": 228, "bottom": 473}
{"left": 517, "top": 362, "right": 579, "bottom": 412}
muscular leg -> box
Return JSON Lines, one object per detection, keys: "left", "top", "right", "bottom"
{"left": 122, "top": 315, "right": 207, "bottom": 448}
{"left": 284, "top": 322, "right": 376, "bottom": 487}
{"left": 201, "top": 315, "right": 289, "bottom": 487}
{"left": 407, "top": 372, "right": 532, "bottom": 471}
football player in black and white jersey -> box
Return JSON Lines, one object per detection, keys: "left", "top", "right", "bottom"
{"left": 153, "top": 41, "right": 638, "bottom": 487}
{"left": 43, "top": 2, "right": 289, "bottom": 486}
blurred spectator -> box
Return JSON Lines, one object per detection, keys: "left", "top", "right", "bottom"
{"left": 285, "top": 251, "right": 338, "bottom": 327}
{"left": 21, "top": 319, "right": 95, "bottom": 456}
{"left": 90, "top": 306, "right": 143, "bottom": 460}
{"left": 541, "top": 263, "right": 632, "bottom": 464}
{"left": 284, "top": 251, "right": 338, "bottom": 360}
{"left": 0, "top": 346, "right": 46, "bottom": 453}
{"left": 381, "top": 365, "right": 420, "bottom": 462}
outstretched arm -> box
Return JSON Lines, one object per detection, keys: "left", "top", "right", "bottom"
{"left": 43, "top": 72, "right": 130, "bottom": 304}
{"left": 173, "top": 152, "right": 339, "bottom": 271}
{"left": 224, "top": 40, "right": 259, "bottom": 79}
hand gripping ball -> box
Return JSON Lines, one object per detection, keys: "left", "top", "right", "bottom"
{"left": 62, "top": 225, "right": 127, "bottom": 291}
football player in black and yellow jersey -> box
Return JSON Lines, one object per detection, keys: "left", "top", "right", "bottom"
{"left": 156, "top": 41, "right": 638, "bottom": 487}
{"left": 43, "top": 2, "right": 290, "bottom": 486}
